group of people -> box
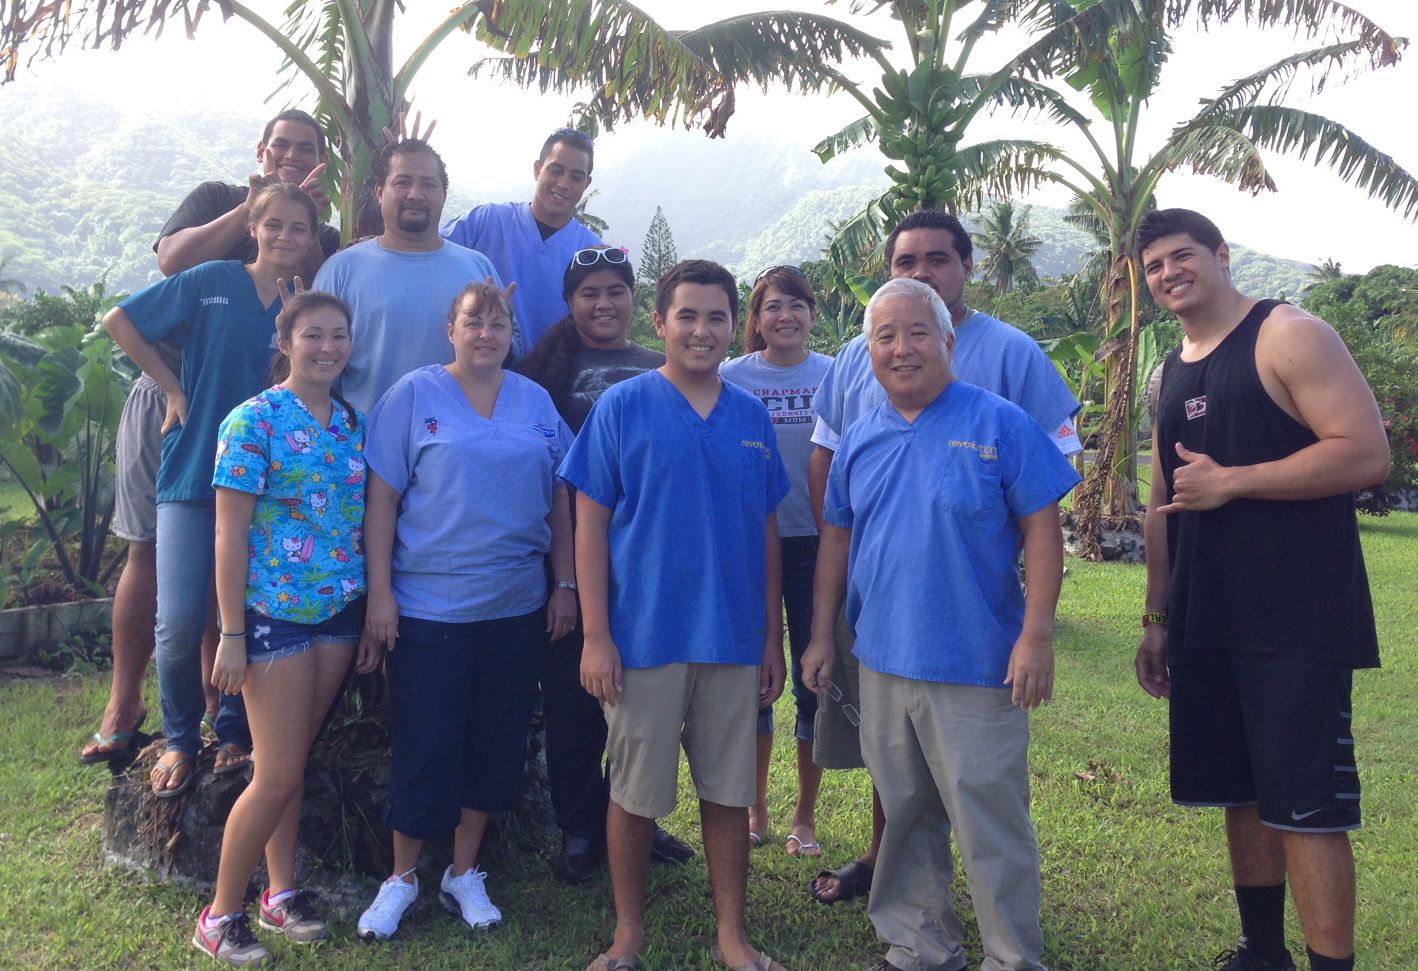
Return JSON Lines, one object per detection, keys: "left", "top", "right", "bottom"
{"left": 80, "top": 106, "right": 1387, "bottom": 971}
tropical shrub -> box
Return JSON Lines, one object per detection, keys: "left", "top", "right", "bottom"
{"left": 1304, "top": 265, "right": 1418, "bottom": 503}
{"left": 0, "top": 284, "right": 131, "bottom": 603}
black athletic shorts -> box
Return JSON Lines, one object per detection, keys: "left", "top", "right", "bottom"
{"left": 1169, "top": 651, "right": 1360, "bottom": 832}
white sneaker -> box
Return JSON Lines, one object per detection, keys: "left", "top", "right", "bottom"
{"left": 356, "top": 875, "right": 418, "bottom": 941}
{"left": 439, "top": 865, "right": 502, "bottom": 930}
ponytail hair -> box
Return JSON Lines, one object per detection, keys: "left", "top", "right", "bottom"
{"left": 270, "top": 290, "right": 359, "bottom": 426}
{"left": 516, "top": 314, "right": 584, "bottom": 420}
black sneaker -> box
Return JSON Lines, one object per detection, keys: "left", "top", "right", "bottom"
{"left": 1212, "top": 946, "right": 1298, "bottom": 971}
{"left": 554, "top": 832, "right": 603, "bottom": 884}
{"left": 649, "top": 824, "right": 694, "bottom": 865}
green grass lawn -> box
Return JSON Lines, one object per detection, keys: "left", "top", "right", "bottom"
{"left": 1, "top": 514, "right": 1414, "bottom": 969}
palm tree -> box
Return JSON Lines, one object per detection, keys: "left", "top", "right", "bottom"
{"left": 968, "top": 0, "right": 1416, "bottom": 555}
{"left": 972, "top": 200, "right": 1042, "bottom": 293}
{"left": 1310, "top": 258, "right": 1346, "bottom": 284}
{"left": 1, "top": 1, "right": 884, "bottom": 242}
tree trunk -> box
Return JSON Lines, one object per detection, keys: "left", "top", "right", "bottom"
{"left": 101, "top": 680, "right": 557, "bottom": 895}
{"left": 1073, "top": 254, "right": 1143, "bottom": 559}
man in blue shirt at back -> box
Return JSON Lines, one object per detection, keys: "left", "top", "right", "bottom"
{"left": 803, "top": 279, "right": 1078, "bottom": 971}
{"left": 442, "top": 128, "right": 603, "bottom": 357}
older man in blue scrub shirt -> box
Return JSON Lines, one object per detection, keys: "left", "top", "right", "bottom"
{"left": 802, "top": 279, "right": 1079, "bottom": 971}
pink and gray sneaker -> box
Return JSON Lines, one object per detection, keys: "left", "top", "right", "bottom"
{"left": 192, "top": 907, "right": 273, "bottom": 967}
{"left": 258, "top": 889, "right": 328, "bottom": 943}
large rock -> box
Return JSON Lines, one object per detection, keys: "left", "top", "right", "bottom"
{"left": 101, "top": 686, "right": 557, "bottom": 903}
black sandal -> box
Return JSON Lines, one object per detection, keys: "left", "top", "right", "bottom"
{"left": 808, "top": 859, "right": 874, "bottom": 904}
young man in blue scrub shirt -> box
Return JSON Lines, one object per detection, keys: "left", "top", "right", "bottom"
{"left": 559, "top": 260, "right": 793, "bottom": 971}
{"left": 803, "top": 279, "right": 1078, "bottom": 971}
{"left": 441, "top": 128, "right": 603, "bottom": 357}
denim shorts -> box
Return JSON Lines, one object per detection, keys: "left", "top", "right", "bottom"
{"left": 245, "top": 598, "right": 366, "bottom": 664}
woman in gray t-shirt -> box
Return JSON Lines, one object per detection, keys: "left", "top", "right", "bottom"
{"left": 720, "top": 266, "right": 833, "bottom": 858}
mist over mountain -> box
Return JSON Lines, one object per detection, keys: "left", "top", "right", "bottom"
{"left": 0, "top": 83, "right": 1315, "bottom": 300}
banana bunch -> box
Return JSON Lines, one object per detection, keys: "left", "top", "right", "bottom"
{"left": 872, "top": 62, "right": 965, "bottom": 215}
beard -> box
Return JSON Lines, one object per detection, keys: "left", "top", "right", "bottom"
{"left": 395, "top": 206, "right": 431, "bottom": 233}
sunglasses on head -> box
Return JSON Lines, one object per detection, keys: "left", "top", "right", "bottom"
{"left": 571, "top": 247, "right": 631, "bottom": 269}
{"left": 754, "top": 264, "right": 809, "bottom": 285}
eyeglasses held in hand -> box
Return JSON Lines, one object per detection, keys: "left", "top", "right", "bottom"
{"left": 825, "top": 680, "right": 862, "bottom": 728}
{"left": 571, "top": 247, "right": 631, "bottom": 269}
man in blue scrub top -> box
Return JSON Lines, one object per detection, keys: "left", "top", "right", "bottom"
{"left": 803, "top": 279, "right": 1078, "bottom": 971}
{"left": 441, "top": 128, "right": 603, "bottom": 356}
{"left": 805, "top": 209, "right": 1080, "bottom": 910}
{"left": 560, "top": 260, "right": 792, "bottom": 971}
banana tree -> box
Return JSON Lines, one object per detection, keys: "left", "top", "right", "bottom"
{"left": 972, "top": 0, "right": 1415, "bottom": 556}
{"left": 808, "top": 0, "right": 1084, "bottom": 270}
{"left": 2, "top": 0, "right": 884, "bottom": 242}
{"left": 468, "top": 1, "right": 887, "bottom": 136}
{"left": 1, "top": 0, "right": 486, "bottom": 241}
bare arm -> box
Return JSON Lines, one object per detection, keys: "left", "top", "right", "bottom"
{"left": 1136, "top": 421, "right": 1172, "bottom": 699}
{"left": 546, "top": 485, "right": 578, "bottom": 642}
{"left": 799, "top": 520, "right": 850, "bottom": 693}
{"left": 1005, "top": 503, "right": 1063, "bottom": 710}
{"left": 211, "top": 488, "right": 258, "bottom": 694}
{"left": 1161, "top": 311, "right": 1389, "bottom": 511}
{"left": 807, "top": 444, "right": 834, "bottom": 535}
{"left": 156, "top": 180, "right": 258, "bottom": 277}
{"left": 157, "top": 170, "right": 332, "bottom": 278}
{"left": 103, "top": 306, "right": 187, "bottom": 433}
{"left": 575, "top": 492, "right": 622, "bottom": 705}
{"left": 760, "top": 512, "right": 786, "bottom": 709}
{"left": 362, "top": 472, "right": 401, "bottom": 651}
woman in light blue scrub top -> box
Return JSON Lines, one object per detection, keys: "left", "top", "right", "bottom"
{"left": 357, "top": 280, "right": 577, "bottom": 935}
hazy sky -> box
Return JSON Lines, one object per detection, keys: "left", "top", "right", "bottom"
{"left": 5, "top": 0, "right": 1416, "bottom": 272}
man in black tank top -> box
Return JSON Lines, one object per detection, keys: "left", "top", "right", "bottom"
{"left": 1134, "top": 209, "right": 1389, "bottom": 971}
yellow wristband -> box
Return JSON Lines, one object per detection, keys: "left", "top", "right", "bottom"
{"left": 1141, "top": 612, "right": 1167, "bottom": 628}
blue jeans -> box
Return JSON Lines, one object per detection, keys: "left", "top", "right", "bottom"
{"left": 155, "top": 501, "right": 249, "bottom": 756}
{"left": 757, "top": 534, "right": 819, "bottom": 740}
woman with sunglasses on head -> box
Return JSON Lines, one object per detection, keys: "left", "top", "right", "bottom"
{"left": 356, "top": 280, "right": 576, "bottom": 942}
{"left": 720, "top": 265, "right": 834, "bottom": 858}
{"left": 518, "top": 246, "right": 696, "bottom": 883}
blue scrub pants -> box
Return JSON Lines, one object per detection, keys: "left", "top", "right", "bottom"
{"left": 756, "top": 534, "right": 820, "bottom": 740}
{"left": 385, "top": 609, "right": 545, "bottom": 839}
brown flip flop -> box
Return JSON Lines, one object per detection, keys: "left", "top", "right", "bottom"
{"left": 150, "top": 751, "right": 195, "bottom": 799}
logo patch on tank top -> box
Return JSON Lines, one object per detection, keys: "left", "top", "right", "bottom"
{"left": 1185, "top": 395, "right": 1207, "bottom": 421}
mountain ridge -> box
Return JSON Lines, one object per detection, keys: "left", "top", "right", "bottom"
{"left": 0, "top": 83, "right": 1316, "bottom": 301}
